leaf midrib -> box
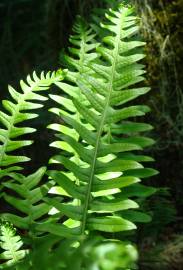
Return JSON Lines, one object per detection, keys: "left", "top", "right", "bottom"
{"left": 81, "top": 13, "right": 124, "bottom": 235}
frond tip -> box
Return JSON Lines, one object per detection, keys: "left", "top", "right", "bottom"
{"left": 0, "top": 69, "right": 65, "bottom": 175}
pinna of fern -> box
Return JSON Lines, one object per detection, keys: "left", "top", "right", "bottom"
{"left": 37, "top": 4, "right": 158, "bottom": 238}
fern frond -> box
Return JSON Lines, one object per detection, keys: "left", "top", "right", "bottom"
{"left": 49, "top": 16, "right": 98, "bottom": 124}
{"left": 46, "top": 21, "right": 100, "bottom": 232}
{"left": 1, "top": 167, "right": 52, "bottom": 231}
{"left": 0, "top": 70, "right": 65, "bottom": 176}
{"left": 37, "top": 4, "right": 157, "bottom": 239}
{"left": 60, "top": 15, "right": 99, "bottom": 77}
{"left": 48, "top": 17, "right": 99, "bottom": 185}
{"left": 0, "top": 221, "right": 28, "bottom": 268}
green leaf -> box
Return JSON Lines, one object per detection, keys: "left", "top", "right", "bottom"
{"left": 36, "top": 223, "right": 79, "bottom": 238}
{"left": 2, "top": 167, "right": 52, "bottom": 232}
{"left": 0, "top": 214, "right": 29, "bottom": 229}
{"left": 44, "top": 198, "right": 83, "bottom": 221}
{"left": 123, "top": 168, "right": 159, "bottom": 178}
{"left": 92, "top": 176, "right": 140, "bottom": 191}
{"left": 87, "top": 216, "right": 136, "bottom": 232}
{"left": 121, "top": 210, "right": 152, "bottom": 223}
{"left": 91, "top": 198, "right": 139, "bottom": 212}
{"left": 47, "top": 170, "right": 85, "bottom": 200}
{"left": 121, "top": 183, "right": 157, "bottom": 198}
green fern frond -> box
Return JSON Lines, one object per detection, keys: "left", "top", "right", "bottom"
{"left": 49, "top": 16, "right": 98, "bottom": 123}
{"left": 48, "top": 17, "right": 99, "bottom": 183}
{"left": 1, "top": 167, "right": 52, "bottom": 231}
{"left": 60, "top": 15, "right": 99, "bottom": 77}
{"left": 37, "top": 4, "right": 157, "bottom": 238}
{"left": 0, "top": 70, "right": 65, "bottom": 176}
{"left": 0, "top": 221, "right": 28, "bottom": 269}
{"left": 46, "top": 19, "right": 109, "bottom": 238}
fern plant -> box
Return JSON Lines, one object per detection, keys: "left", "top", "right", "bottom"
{"left": 0, "top": 2, "right": 158, "bottom": 269}
{"left": 37, "top": 4, "right": 157, "bottom": 240}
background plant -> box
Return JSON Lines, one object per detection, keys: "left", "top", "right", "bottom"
{"left": 133, "top": 0, "right": 183, "bottom": 211}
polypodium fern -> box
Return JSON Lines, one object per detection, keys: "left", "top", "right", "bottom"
{"left": 37, "top": 4, "right": 158, "bottom": 238}
{"left": 0, "top": 221, "right": 28, "bottom": 269}
{"left": 0, "top": 70, "right": 64, "bottom": 178}
{"left": 0, "top": 2, "right": 159, "bottom": 269}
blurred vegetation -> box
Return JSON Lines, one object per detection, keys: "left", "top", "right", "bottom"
{"left": 133, "top": 0, "right": 183, "bottom": 213}
{"left": 132, "top": 1, "right": 183, "bottom": 268}
{"left": 134, "top": 0, "right": 183, "bottom": 149}
{"left": 139, "top": 234, "right": 183, "bottom": 270}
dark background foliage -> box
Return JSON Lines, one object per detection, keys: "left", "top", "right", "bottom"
{"left": 134, "top": 0, "right": 183, "bottom": 206}
{"left": 133, "top": 1, "right": 183, "bottom": 268}
{"left": 0, "top": 0, "right": 105, "bottom": 97}
{"left": 0, "top": 0, "right": 182, "bottom": 269}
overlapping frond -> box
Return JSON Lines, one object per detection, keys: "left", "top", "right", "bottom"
{"left": 0, "top": 70, "right": 65, "bottom": 178}
{"left": 60, "top": 15, "right": 99, "bottom": 77}
{"left": 1, "top": 167, "right": 52, "bottom": 231}
{"left": 48, "top": 17, "right": 99, "bottom": 180}
{"left": 38, "top": 4, "right": 157, "bottom": 238}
